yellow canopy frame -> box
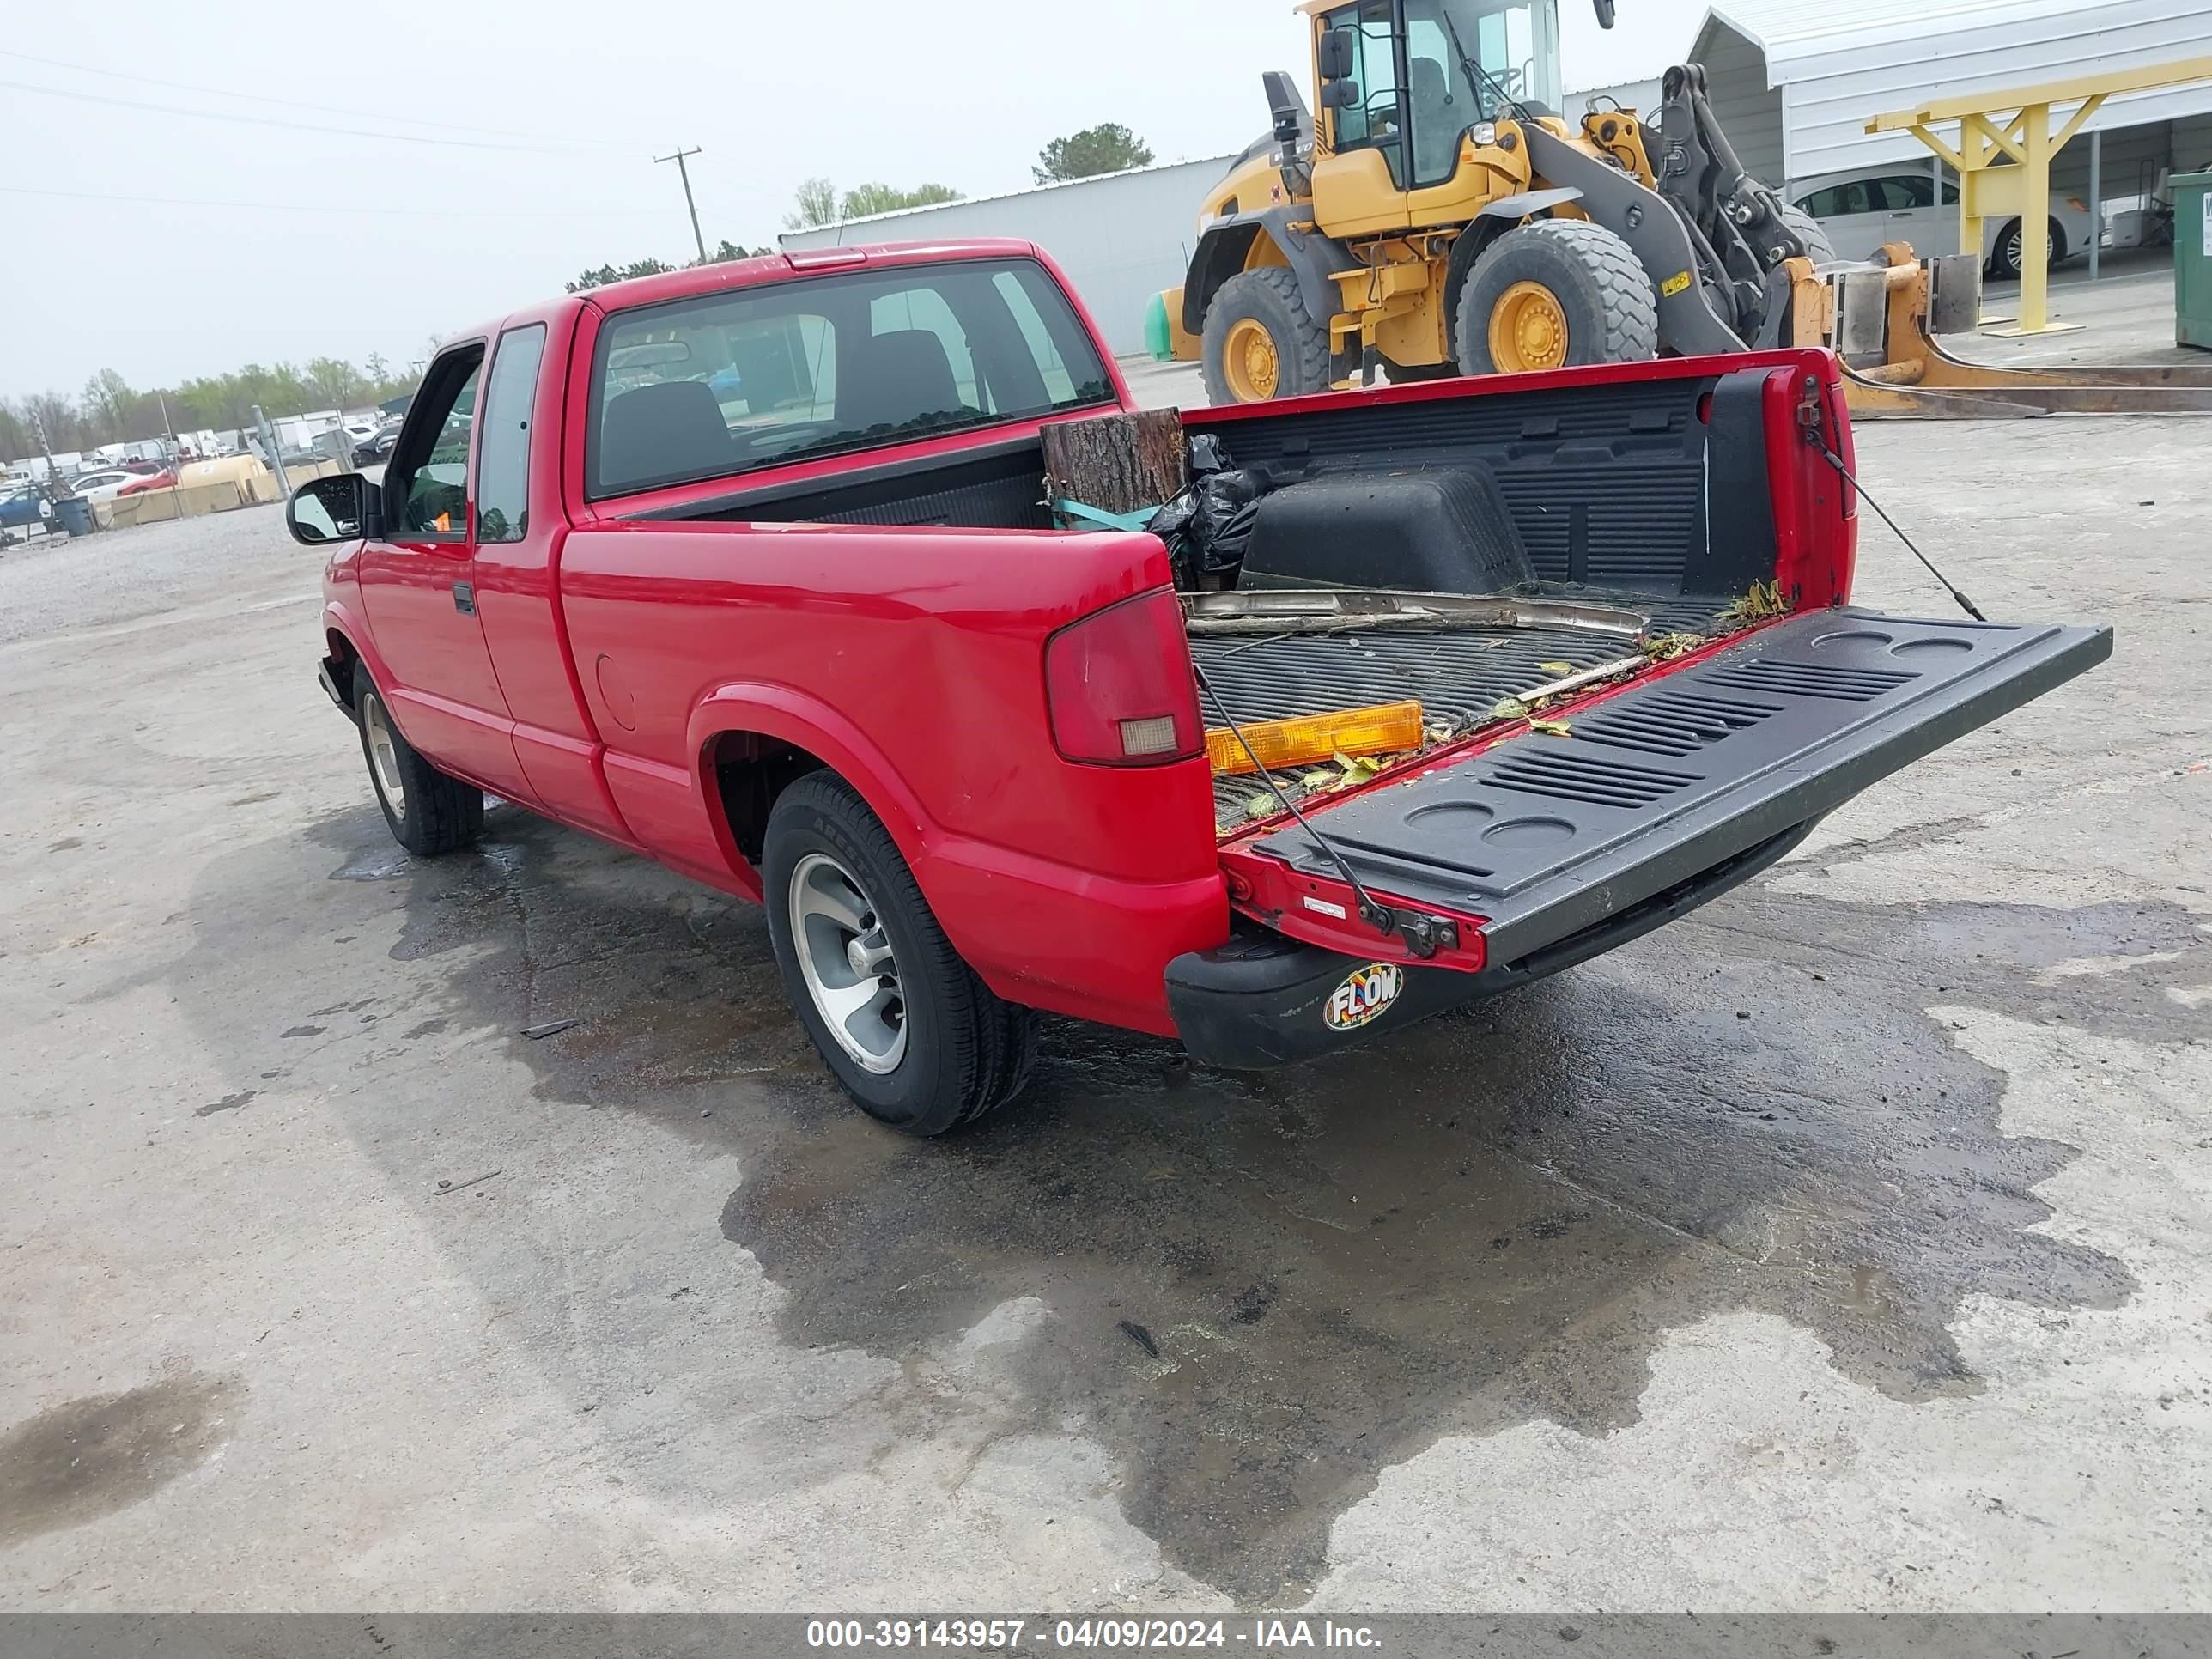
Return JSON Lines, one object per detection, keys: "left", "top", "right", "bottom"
{"left": 1867, "top": 56, "right": 2212, "bottom": 336}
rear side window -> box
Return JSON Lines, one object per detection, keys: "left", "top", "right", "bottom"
{"left": 477, "top": 324, "right": 545, "bottom": 544}
{"left": 586, "top": 257, "right": 1114, "bottom": 499}
{"left": 1797, "top": 182, "right": 1870, "bottom": 218}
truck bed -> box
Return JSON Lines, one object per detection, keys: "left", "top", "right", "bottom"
{"left": 1193, "top": 595, "right": 1729, "bottom": 825}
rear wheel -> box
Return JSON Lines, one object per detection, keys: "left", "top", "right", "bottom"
{"left": 1200, "top": 267, "right": 1332, "bottom": 405}
{"left": 1989, "top": 216, "right": 2066, "bottom": 280}
{"left": 354, "top": 670, "right": 483, "bottom": 856}
{"left": 763, "top": 774, "right": 1036, "bottom": 1136}
{"left": 1455, "top": 219, "right": 1657, "bottom": 376}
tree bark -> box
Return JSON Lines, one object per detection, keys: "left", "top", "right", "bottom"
{"left": 1040, "top": 409, "right": 1187, "bottom": 519}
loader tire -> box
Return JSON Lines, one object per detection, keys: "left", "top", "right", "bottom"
{"left": 1455, "top": 219, "right": 1657, "bottom": 376}
{"left": 1201, "top": 268, "right": 1332, "bottom": 404}
{"left": 1779, "top": 204, "right": 1837, "bottom": 264}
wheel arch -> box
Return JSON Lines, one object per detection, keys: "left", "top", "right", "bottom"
{"left": 687, "top": 685, "right": 936, "bottom": 890}
{"left": 322, "top": 602, "right": 401, "bottom": 727}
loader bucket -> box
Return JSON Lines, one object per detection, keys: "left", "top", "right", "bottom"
{"left": 1808, "top": 244, "right": 2212, "bottom": 418}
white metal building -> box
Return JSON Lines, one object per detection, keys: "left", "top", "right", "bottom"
{"left": 1693, "top": 0, "right": 2212, "bottom": 190}
{"left": 779, "top": 156, "right": 1239, "bottom": 358}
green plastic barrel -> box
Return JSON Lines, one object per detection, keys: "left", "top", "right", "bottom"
{"left": 1144, "top": 290, "right": 1174, "bottom": 362}
{"left": 2176, "top": 170, "right": 2212, "bottom": 351}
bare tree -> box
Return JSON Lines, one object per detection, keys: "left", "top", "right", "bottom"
{"left": 783, "top": 176, "right": 841, "bottom": 230}
{"left": 22, "top": 390, "right": 82, "bottom": 453}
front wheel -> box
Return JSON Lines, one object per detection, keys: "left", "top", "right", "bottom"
{"left": 1778, "top": 204, "right": 1837, "bottom": 265}
{"left": 763, "top": 774, "right": 1036, "bottom": 1136}
{"left": 1455, "top": 218, "right": 1658, "bottom": 376}
{"left": 354, "top": 670, "right": 483, "bottom": 856}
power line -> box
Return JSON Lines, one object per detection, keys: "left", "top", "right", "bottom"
{"left": 0, "top": 183, "right": 664, "bottom": 221}
{"left": 0, "top": 76, "right": 629, "bottom": 155}
{"left": 0, "top": 46, "right": 632, "bottom": 149}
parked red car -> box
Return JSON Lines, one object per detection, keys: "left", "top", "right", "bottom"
{"left": 284, "top": 240, "right": 2107, "bottom": 1134}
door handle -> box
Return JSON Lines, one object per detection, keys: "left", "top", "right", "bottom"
{"left": 453, "top": 581, "right": 476, "bottom": 617}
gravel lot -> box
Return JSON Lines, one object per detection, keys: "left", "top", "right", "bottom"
{"left": 1, "top": 393, "right": 2207, "bottom": 1615}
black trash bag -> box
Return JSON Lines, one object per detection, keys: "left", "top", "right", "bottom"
{"left": 1145, "top": 434, "right": 1269, "bottom": 588}
{"left": 1188, "top": 468, "right": 1267, "bottom": 573}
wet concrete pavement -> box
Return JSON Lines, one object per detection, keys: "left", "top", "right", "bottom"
{"left": 2, "top": 416, "right": 2208, "bottom": 1613}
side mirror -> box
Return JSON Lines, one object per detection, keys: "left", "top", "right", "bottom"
{"left": 287, "top": 471, "right": 382, "bottom": 546}
{"left": 1593, "top": 0, "right": 1615, "bottom": 27}
{"left": 1317, "top": 27, "right": 1356, "bottom": 80}
{"left": 1320, "top": 78, "right": 1361, "bottom": 110}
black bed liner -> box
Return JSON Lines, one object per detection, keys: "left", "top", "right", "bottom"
{"left": 1243, "top": 607, "right": 2112, "bottom": 962}
{"left": 1190, "top": 593, "right": 1726, "bottom": 823}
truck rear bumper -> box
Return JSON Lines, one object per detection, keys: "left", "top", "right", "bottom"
{"left": 1166, "top": 819, "right": 1814, "bottom": 1067}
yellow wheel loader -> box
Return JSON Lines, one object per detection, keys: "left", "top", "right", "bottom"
{"left": 1146, "top": 0, "right": 2212, "bottom": 417}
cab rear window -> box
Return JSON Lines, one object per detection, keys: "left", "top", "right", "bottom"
{"left": 586, "top": 257, "right": 1115, "bottom": 500}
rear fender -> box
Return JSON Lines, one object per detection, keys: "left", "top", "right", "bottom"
{"left": 1182, "top": 222, "right": 1265, "bottom": 335}
{"left": 1184, "top": 210, "right": 1353, "bottom": 336}
{"left": 686, "top": 683, "right": 935, "bottom": 896}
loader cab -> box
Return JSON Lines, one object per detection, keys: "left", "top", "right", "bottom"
{"left": 1309, "top": 0, "right": 1564, "bottom": 229}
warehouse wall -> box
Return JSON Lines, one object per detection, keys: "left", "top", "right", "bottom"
{"left": 1689, "top": 23, "right": 1788, "bottom": 185}
{"left": 1729, "top": 0, "right": 2212, "bottom": 182}
{"left": 780, "top": 157, "right": 1238, "bottom": 358}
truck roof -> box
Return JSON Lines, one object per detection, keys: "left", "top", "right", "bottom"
{"left": 450, "top": 237, "right": 1052, "bottom": 345}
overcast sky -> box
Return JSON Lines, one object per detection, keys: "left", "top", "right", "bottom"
{"left": 0, "top": 0, "right": 1694, "bottom": 398}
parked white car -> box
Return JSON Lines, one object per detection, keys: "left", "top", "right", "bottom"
{"left": 66, "top": 468, "right": 143, "bottom": 502}
{"left": 1788, "top": 163, "right": 2099, "bottom": 279}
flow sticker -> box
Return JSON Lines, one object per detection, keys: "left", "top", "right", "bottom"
{"left": 1660, "top": 270, "right": 1692, "bottom": 297}
{"left": 1324, "top": 962, "right": 1403, "bottom": 1031}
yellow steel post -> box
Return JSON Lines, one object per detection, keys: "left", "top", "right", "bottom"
{"left": 1951, "top": 125, "right": 1982, "bottom": 270}
{"left": 2018, "top": 103, "right": 2052, "bottom": 332}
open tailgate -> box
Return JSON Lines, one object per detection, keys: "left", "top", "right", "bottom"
{"left": 1243, "top": 608, "right": 2112, "bottom": 966}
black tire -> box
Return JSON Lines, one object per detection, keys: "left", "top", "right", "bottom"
{"left": 1779, "top": 204, "right": 1837, "bottom": 264}
{"left": 1455, "top": 218, "right": 1658, "bottom": 376}
{"left": 1989, "top": 217, "right": 2065, "bottom": 280}
{"left": 763, "top": 773, "right": 1036, "bottom": 1137}
{"left": 1200, "top": 266, "right": 1333, "bottom": 405}
{"left": 352, "top": 667, "right": 483, "bottom": 856}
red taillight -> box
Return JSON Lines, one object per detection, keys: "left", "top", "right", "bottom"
{"left": 1043, "top": 589, "right": 1202, "bottom": 766}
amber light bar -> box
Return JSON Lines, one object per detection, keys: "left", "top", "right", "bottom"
{"left": 1205, "top": 700, "right": 1425, "bottom": 777}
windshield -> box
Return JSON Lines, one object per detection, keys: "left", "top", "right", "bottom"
{"left": 1403, "top": 0, "right": 1562, "bottom": 185}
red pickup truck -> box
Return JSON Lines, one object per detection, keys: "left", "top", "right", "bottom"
{"left": 286, "top": 239, "right": 2107, "bottom": 1136}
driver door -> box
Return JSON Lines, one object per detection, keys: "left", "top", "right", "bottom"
{"left": 1311, "top": 0, "right": 1411, "bottom": 237}
{"left": 357, "top": 343, "right": 532, "bottom": 802}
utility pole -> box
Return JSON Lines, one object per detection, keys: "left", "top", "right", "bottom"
{"left": 654, "top": 145, "right": 708, "bottom": 264}
{"left": 31, "top": 408, "right": 64, "bottom": 497}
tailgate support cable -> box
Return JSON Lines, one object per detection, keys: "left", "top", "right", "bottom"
{"left": 1192, "top": 665, "right": 1456, "bottom": 961}
{"left": 1802, "top": 419, "right": 1987, "bottom": 623}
